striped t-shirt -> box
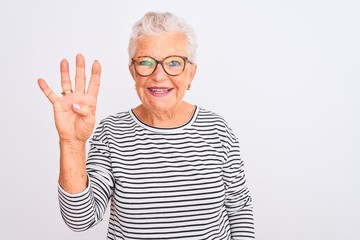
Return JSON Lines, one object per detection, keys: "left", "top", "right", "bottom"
{"left": 58, "top": 106, "right": 255, "bottom": 239}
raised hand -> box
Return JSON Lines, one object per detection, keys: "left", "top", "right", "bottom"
{"left": 38, "top": 54, "right": 101, "bottom": 143}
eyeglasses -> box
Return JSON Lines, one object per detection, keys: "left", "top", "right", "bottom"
{"left": 131, "top": 55, "right": 192, "bottom": 77}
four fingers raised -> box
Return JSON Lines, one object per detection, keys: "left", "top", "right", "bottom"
{"left": 38, "top": 54, "right": 101, "bottom": 103}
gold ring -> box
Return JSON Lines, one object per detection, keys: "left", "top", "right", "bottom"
{"left": 61, "top": 90, "right": 73, "bottom": 96}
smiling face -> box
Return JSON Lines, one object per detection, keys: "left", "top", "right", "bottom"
{"left": 129, "top": 33, "right": 197, "bottom": 114}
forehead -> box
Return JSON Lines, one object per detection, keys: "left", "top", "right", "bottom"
{"left": 134, "top": 33, "right": 188, "bottom": 59}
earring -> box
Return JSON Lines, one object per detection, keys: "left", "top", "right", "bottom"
{"left": 187, "top": 84, "right": 191, "bottom": 90}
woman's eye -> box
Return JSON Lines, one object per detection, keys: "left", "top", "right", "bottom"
{"left": 139, "top": 60, "right": 154, "bottom": 66}
{"left": 167, "top": 61, "right": 181, "bottom": 67}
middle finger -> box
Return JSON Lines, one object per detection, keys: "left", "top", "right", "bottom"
{"left": 75, "top": 53, "right": 86, "bottom": 93}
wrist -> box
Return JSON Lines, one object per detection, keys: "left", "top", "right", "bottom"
{"left": 59, "top": 139, "right": 86, "bottom": 148}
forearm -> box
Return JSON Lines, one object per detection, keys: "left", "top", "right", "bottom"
{"left": 58, "top": 180, "right": 97, "bottom": 232}
{"left": 59, "top": 140, "right": 88, "bottom": 193}
{"left": 58, "top": 134, "right": 114, "bottom": 232}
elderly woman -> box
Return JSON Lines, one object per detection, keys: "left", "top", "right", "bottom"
{"left": 38, "top": 11, "right": 255, "bottom": 240}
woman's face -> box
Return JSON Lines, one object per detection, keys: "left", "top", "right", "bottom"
{"left": 129, "top": 33, "right": 197, "bottom": 113}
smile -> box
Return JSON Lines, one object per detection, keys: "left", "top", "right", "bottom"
{"left": 147, "top": 87, "right": 173, "bottom": 96}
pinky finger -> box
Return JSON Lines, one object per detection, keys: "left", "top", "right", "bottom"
{"left": 37, "top": 78, "right": 59, "bottom": 104}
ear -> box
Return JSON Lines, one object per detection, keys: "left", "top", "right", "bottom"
{"left": 187, "top": 64, "right": 197, "bottom": 86}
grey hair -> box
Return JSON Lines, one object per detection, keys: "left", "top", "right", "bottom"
{"left": 128, "top": 11, "right": 197, "bottom": 63}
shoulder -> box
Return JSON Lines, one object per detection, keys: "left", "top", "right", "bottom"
{"left": 95, "top": 110, "right": 135, "bottom": 133}
{"left": 196, "top": 107, "right": 230, "bottom": 128}
{"left": 100, "top": 109, "right": 134, "bottom": 123}
{"left": 196, "top": 107, "right": 238, "bottom": 142}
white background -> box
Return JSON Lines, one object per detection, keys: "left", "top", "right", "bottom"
{"left": 1, "top": 0, "right": 359, "bottom": 239}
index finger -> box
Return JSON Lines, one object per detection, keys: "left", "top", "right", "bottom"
{"left": 86, "top": 60, "right": 101, "bottom": 98}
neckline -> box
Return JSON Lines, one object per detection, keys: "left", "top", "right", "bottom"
{"left": 129, "top": 105, "right": 199, "bottom": 133}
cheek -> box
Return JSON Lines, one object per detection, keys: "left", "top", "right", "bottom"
{"left": 134, "top": 77, "right": 149, "bottom": 88}
{"left": 172, "top": 78, "right": 188, "bottom": 91}
{"left": 180, "top": 74, "right": 192, "bottom": 88}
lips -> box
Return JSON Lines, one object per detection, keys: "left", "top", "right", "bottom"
{"left": 147, "top": 87, "right": 173, "bottom": 97}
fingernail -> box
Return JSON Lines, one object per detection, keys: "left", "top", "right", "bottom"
{"left": 72, "top": 103, "right": 80, "bottom": 110}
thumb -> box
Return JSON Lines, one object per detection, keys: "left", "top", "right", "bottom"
{"left": 72, "top": 103, "right": 91, "bottom": 117}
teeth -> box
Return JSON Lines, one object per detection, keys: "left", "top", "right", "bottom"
{"left": 149, "top": 88, "right": 171, "bottom": 93}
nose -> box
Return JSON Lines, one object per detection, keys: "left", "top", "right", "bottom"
{"left": 151, "top": 62, "right": 168, "bottom": 81}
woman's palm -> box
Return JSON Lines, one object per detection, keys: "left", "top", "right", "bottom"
{"left": 38, "top": 54, "right": 101, "bottom": 143}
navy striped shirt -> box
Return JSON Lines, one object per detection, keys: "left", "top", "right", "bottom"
{"left": 58, "top": 106, "right": 255, "bottom": 239}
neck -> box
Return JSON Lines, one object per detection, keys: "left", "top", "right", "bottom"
{"left": 133, "top": 102, "right": 195, "bottom": 128}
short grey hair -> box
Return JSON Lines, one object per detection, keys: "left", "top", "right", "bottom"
{"left": 128, "top": 11, "right": 197, "bottom": 63}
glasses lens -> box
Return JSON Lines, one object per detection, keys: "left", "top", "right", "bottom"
{"left": 133, "top": 57, "right": 156, "bottom": 76}
{"left": 163, "top": 56, "right": 185, "bottom": 76}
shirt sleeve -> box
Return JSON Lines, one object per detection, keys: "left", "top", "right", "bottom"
{"left": 58, "top": 122, "right": 115, "bottom": 232}
{"left": 222, "top": 126, "right": 255, "bottom": 239}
